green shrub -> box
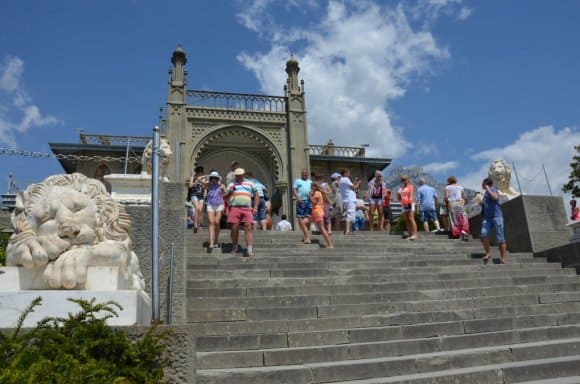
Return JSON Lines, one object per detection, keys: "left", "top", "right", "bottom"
{"left": 0, "top": 297, "right": 170, "bottom": 384}
{"left": 0, "top": 228, "right": 9, "bottom": 266}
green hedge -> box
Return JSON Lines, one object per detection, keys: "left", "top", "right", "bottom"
{"left": 0, "top": 228, "right": 9, "bottom": 266}
{"left": 0, "top": 297, "right": 170, "bottom": 384}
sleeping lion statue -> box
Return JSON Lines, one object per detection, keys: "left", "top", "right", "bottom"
{"left": 6, "top": 173, "right": 146, "bottom": 291}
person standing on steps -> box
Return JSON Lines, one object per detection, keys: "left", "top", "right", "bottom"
{"left": 188, "top": 165, "right": 206, "bottom": 234}
{"left": 366, "top": 170, "right": 386, "bottom": 231}
{"left": 416, "top": 178, "right": 441, "bottom": 233}
{"left": 480, "top": 177, "right": 508, "bottom": 264}
{"left": 444, "top": 176, "right": 470, "bottom": 241}
{"left": 397, "top": 175, "right": 417, "bottom": 240}
{"left": 310, "top": 182, "right": 334, "bottom": 248}
{"left": 293, "top": 169, "right": 313, "bottom": 243}
{"left": 382, "top": 185, "right": 393, "bottom": 234}
{"left": 202, "top": 170, "right": 225, "bottom": 249}
{"left": 338, "top": 168, "right": 361, "bottom": 236}
{"left": 246, "top": 171, "right": 267, "bottom": 230}
{"left": 225, "top": 168, "right": 260, "bottom": 257}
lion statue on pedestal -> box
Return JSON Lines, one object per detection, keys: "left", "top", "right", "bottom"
{"left": 488, "top": 159, "right": 520, "bottom": 201}
{"left": 6, "top": 173, "right": 146, "bottom": 291}
{"left": 141, "top": 138, "right": 172, "bottom": 180}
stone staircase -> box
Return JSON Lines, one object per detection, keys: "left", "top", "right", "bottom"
{"left": 186, "top": 231, "right": 580, "bottom": 384}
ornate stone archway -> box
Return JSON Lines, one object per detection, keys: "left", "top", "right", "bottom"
{"left": 191, "top": 125, "right": 283, "bottom": 191}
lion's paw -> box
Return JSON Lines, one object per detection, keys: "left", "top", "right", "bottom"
{"left": 43, "top": 248, "right": 89, "bottom": 289}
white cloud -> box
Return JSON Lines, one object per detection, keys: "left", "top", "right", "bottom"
{"left": 457, "top": 6, "right": 473, "bottom": 20}
{"left": 0, "top": 56, "right": 23, "bottom": 92}
{"left": 237, "top": 1, "right": 449, "bottom": 159}
{"left": 459, "top": 126, "right": 580, "bottom": 196}
{"left": 0, "top": 56, "right": 57, "bottom": 147}
{"left": 423, "top": 160, "right": 458, "bottom": 173}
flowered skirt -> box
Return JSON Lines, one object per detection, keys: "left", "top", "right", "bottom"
{"left": 448, "top": 200, "right": 470, "bottom": 238}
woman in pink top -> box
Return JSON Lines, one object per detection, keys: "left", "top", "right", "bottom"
{"left": 397, "top": 175, "right": 417, "bottom": 240}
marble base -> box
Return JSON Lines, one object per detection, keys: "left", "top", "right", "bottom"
{"left": 0, "top": 266, "right": 152, "bottom": 327}
{"left": 0, "top": 266, "right": 132, "bottom": 291}
{"left": 104, "top": 173, "right": 152, "bottom": 204}
{"left": 0, "top": 290, "right": 151, "bottom": 327}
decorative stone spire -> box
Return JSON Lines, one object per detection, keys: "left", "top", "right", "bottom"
{"left": 285, "top": 55, "right": 301, "bottom": 94}
{"left": 170, "top": 45, "right": 187, "bottom": 84}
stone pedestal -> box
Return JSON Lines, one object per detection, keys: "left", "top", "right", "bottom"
{"left": 104, "top": 173, "right": 152, "bottom": 204}
{"left": 0, "top": 266, "right": 151, "bottom": 327}
{"left": 471, "top": 195, "right": 571, "bottom": 253}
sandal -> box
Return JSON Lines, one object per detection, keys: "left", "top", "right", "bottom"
{"left": 501, "top": 259, "right": 509, "bottom": 264}
{"left": 231, "top": 245, "right": 239, "bottom": 254}
{"left": 482, "top": 254, "right": 492, "bottom": 262}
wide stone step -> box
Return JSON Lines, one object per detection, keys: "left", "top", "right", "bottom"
{"left": 197, "top": 324, "right": 580, "bottom": 369}
{"left": 187, "top": 298, "right": 580, "bottom": 323}
{"left": 187, "top": 257, "right": 547, "bottom": 270}
{"left": 328, "top": 357, "right": 580, "bottom": 383}
{"left": 191, "top": 308, "right": 580, "bottom": 338}
{"left": 517, "top": 377, "right": 580, "bottom": 384}
{"left": 187, "top": 270, "right": 576, "bottom": 289}
{"left": 188, "top": 286, "right": 580, "bottom": 309}
{"left": 188, "top": 279, "right": 580, "bottom": 298}
{"left": 196, "top": 338, "right": 580, "bottom": 384}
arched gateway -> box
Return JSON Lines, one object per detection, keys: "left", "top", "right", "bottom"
{"left": 164, "top": 47, "right": 310, "bottom": 218}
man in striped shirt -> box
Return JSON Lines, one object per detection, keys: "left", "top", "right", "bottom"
{"left": 225, "top": 168, "right": 260, "bottom": 257}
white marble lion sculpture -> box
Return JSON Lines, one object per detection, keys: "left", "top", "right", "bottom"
{"left": 6, "top": 173, "right": 146, "bottom": 291}
{"left": 141, "top": 138, "right": 172, "bottom": 180}
{"left": 488, "top": 159, "right": 520, "bottom": 201}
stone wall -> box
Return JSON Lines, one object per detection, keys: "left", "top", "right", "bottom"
{"left": 470, "top": 195, "right": 570, "bottom": 253}
{"left": 125, "top": 181, "right": 187, "bottom": 324}
{"left": 125, "top": 324, "right": 196, "bottom": 384}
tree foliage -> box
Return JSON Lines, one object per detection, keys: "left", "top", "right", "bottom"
{"left": 0, "top": 228, "right": 9, "bottom": 266}
{"left": 562, "top": 145, "right": 580, "bottom": 197}
{"left": 0, "top": 297, "right": 170, "bottom": 384}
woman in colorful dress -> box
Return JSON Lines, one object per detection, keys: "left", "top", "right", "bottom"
{"left": 397, "top": 175, "right": 417, "bottom": 240}
{"left": 203, "top": 170, "right": 225, "bottom": 248}
{"left": 444, "top": 176, "right": 470, "bottom": 240}
{"left": 310, "top": 182, "right": 334, "bottom": 248}
{"left": 366, "top": 170, "right": 385, "bottom": 231}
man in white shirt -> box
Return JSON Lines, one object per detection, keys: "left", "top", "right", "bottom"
{"left": 338, "top": 168, "right": 361, "bottom": 235}
{"left": 275, "top": 214, "right": 292, "bottom": 231}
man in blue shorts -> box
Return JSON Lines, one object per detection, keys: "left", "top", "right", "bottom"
{"left": 480, "top": 177, "right": 508, "bottom": 264}
{"left": 293, "top": 169, "right": 312, "bottom": 243}
{"left": 416, "top": 178, "right": 441, "bottom": 233}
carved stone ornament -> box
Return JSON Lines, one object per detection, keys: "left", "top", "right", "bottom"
{"left": 6, "top": 173, "right": 146, "bottom": 292}
{"left": 488, "top": 159, "right": 520, "bottom": 201}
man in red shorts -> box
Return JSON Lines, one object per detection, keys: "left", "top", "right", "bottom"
{"left": 224, "top": 168, "right": 260, "bottom": 257}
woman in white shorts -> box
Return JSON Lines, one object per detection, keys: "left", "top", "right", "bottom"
{"left": 203, "top": 170, "right": 225, "bottom": 248}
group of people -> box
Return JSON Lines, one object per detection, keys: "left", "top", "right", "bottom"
{"left": 187, "top": 163, "right": 508, "bottom": 263}
{"left": 393, "top": 174, "right": 507, "bottom": 264}
{"left": 186, "top": 161, "right": 274, "bottom": 256}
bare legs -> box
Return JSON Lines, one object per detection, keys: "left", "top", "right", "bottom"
{"left": 369, "top": 203, "right": 384, "bottom": 231}
{"left": 314, "top": 220, "right": 333, "bottom": 248}
{"left": 482, "top": 238, "right": 508, "bottom": 264}
{"left": 403, "top": 211, "right": 417, "bottom": 240}
{"left": 193, "top": 200, "right": 204, "bottom": 232}
{"left": 207, "top": 210, "right": 222, "bottom": 247}
{"left": 298, "top": 217, "right": 311, "bottom": 243}
{"left": 230, "top": 221, "right": 254, "bottom": 256}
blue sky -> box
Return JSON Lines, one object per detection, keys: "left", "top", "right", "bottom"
{"left": 1, "top": 0, "right": 579, "bottom": 199}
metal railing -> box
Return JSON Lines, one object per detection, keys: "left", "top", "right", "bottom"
{"left": 186, "top": 89, "right": 286, "bottom": 112}
{"left": 79, "top": 133, "right": 150, "bottom": 146}
{"left": 309, "top": 144, "right": 366, "bottom": 158}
